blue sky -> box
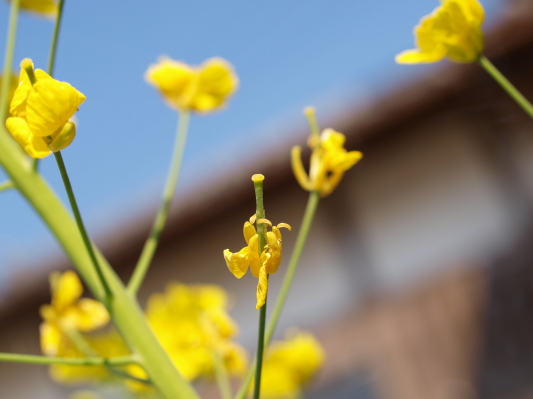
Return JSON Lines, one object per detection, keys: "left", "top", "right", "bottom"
{"left": 0, "top": 0, "right": 505, "bottom": 284}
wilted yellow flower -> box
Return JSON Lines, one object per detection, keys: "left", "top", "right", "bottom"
{"left": 40, "top": 271, "right": 109, "bottom": 357}
{"left": 144, "top": 283, "right": 247, "bottom": 383}
{"left": 396, "top": 0, "right": 485, "bottom": 64}
{"left": 224, "top": 216, "right": 291, "bottom": 309}
{"left": 145, "top": 57, "right": 238, "bottom": 113}
{"left": 292, "top": 121, "right": 362, "bottom": 197}
{"left": 6, "top": 59, "right": 85, "bottom": 158}
{"left": 257, "top": 330, "right": 325, "bottom": 399}
{"left": 6, "top": 0, "right": 58, "bottom": 18}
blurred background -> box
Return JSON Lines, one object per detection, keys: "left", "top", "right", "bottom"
{"left": 4, "top": 0, "right": 533, "bottom": 398}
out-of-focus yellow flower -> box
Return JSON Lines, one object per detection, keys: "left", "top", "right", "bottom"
{"left": 145, "top": 57, "right": 238, "bottom": 113}
{"left": 0, "top": 73, "right": 18, "bottom": 120}
{"left": 253, "top": 330, "right": 324, "bottom": 399}
{"left": 6, "top": 0, "right": 58, "bottom": 18}
{"left": 40, "top": 271, "right": 109, "bottom": 357}
{"left": 292, "top": 114, "right": 362, "bottom": 197}
{"left": 6, "top": 59, "right": 86, "bottom": 158}
{"left": 396, "top": 0, "right": 485, "bottom": 64}
{"left": 143, "top": 283, "right": 247, "bottom": 384}
{"left": 224, "top": 216, "right": 291, "bottom": 309}
{"left": 49, "top": 329, "right": 130, "bottom": 384}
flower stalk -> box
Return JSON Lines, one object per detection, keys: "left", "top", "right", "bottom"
{"left": 0, "top": 0, "right": 20, "bottom": 123}
{"left": 0, "top": 353, "right": 136, "bottom": 366}
{"left": 235, "top": 190, "right": 320, "bottom": 399}
{"left": 128, "top": 110, "right": 191, "bottom": 295}
{"left": 252, "top": 174, "right": 267, "bottom": 399}
{"left": 478, "top": 55, "right": 533, "bottom": 119}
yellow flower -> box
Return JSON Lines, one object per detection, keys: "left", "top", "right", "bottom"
{"left": 257, "top": 330, "right": 325, "bottom": 399}
{"left": 6, "top": 0, "right": 58, "bottom": 18}
{"left": 6, "top": 59, "right": 86, "bottom": 158}
{"left": 144, "top": 283, "right": 247, "bottom": 383}
{"left": 224, "top": 216, "right": 291, "bottom": 309}
{"left": 292, "top": 122, "right": 362, "bottom": 197}
{"left": 40, "top": 271, "right": 109, "bottom": 357}
{"left": 145, "top": 56, "right": 238, "bottom": 113}
{"left": 396, "top": 0, "right": 485, "bottom": 64}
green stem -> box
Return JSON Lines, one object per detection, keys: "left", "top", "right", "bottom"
{"left": 478, "top": 55, "right": 533, "bottom": 119}
{"left": 0, "top": 353, "right": 136, "bottom": 366}
{"left": 213, "top": 352, "right": 232, "bottom": 399}
{"left": 47, "top": 0, "right": 66, "bottom": 77}
{"left": 0, "top": 0, "right": 20, "bottom": 123}
{"left": 128, "top": 111, "right": 191, "bottom": 295}
{"left": 0, "top": 180, "right": 13, "bottom": 192}
{"left": 252, "top": 176, "right": 267, "bottom": 399}
{"left": 54, "top": 151, "right": 111, "bottom": 300}
{"left": 33, "top": 0, "right": 67, "bottom": 172}
{"left": 235, "top": 190, "right": 320, "bottom": 399}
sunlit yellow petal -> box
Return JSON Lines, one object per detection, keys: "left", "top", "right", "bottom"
{"left": 40, "top": 322, "right": 61, "bottom": 356}
{"left": 223, "top": 247, "right": 250, "bottom": 278}
{"left": 26, "top": 78, "right": 86, "bottom": 137}
{"left": 5, "top": 116, "right": 51, "bottom": 158}
{"left": 189, "top": 58, "right": 239, "bottom": 112}
{"left": 247, "top": 235, "right": 261, "bottom": 277}
{"left": 256, "top": 264, "right": 269, "bottom": 309}
{"left": 71, "top": 298, "right": 110, "bottom": 331}
{"left": 291, "top": 146, "right": 312, "bottom": 191}
{"left": 51, "top": 270, "right": 83, "bottom": 312}
{"left": 11, "top": 0, "right": 58, "bottom": 18}
{"left": 243, "top": 221, "right": 257, "bottom": 244}
{"left": 48, "top": 121, "right": 76, "bottom": 152}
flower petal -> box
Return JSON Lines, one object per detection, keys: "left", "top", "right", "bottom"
{"left": 189, "top": 58, "right": 238, "bottom": 113}
{"left": 51, "top": 271, "right": 83, "bottom": 313}
{"left": 26, "top": 77, "right": 85, "bottom": 137}
{"left": 256, "top": 265, "right": 269, "bottom": 309}
{"left": 223, "top": 247, "right": 250, "bottom": 278}
{"left": 5, "top": 116, "right": 51, "bottom": 158}
{"left": 40, "top": 322, "right": 62, "bottom": 356}
{"left": 70, "top": 298, "right": 110, "bottom": 331}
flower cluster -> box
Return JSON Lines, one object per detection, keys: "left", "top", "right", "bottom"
{"left": 259, "top": 331, "right": 325, "bottom": 399}
{"left": 224, "top": 215, "right": 291, "bottom": 309}
{"left": 396, "top": 0, "right": 485, "bottom": 64}
{"left": 6, "top": 59, "right": 85, "bottom": 158}
{"left": 144, "top": 283, "right": 247, "bottom": 382}
{"left": 292, "top": 124, "right": 362, "bottom": 197}
{"left": 145, "top": 57, "right": 238, "bottom": 113}
{"left": 40, "top": 273, "right": 246, "bottom": 388}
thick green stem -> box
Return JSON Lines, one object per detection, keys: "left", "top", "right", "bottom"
{"left": 128, "top": 111, "right": 190, "bottom": 295}
{"left": 0, "top": 128, "right": 198, "bottom": 398}
{"left": 478, "top": 55, "right": 533, "bottom": 119}
{"left": 0, "top": 353, "right": 136, "bottom": 366}
{"left": 53, "top": 151, "right": 112, "bottom": 300}
{"left": 235, "top": 190, "right": 320, "bottom": 399}
{"left": 0, "top": 0, "right": 20, "bottom": 123}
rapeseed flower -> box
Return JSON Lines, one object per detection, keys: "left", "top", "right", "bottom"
{"left": 6, "top": 0, "right": 57, "bottom": 18}
{"left": 0, "top": 72, "right": 18, "bottom": 120}
{"left": 396, "top": 0, "right": 485, "bottom": 64}
{"left": 40, "top": 271, "right": 109, "bottom": 357}
{"left": 224, "top": 216, "right": 291, "bottom": 309}
{"left": 143, "top": 283, "right": 247, "bottom": 383}
{"left": 6, "top": 59, "right": 86, "bottom": 158}
{"left": 257, "top": 330, "right": 325, "bottom": 399}
{"left": 145, "top": 57, "right": 238, "bottom": 113}
{"left": 292, "top": 127, "right": 362, "bottom": 197}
